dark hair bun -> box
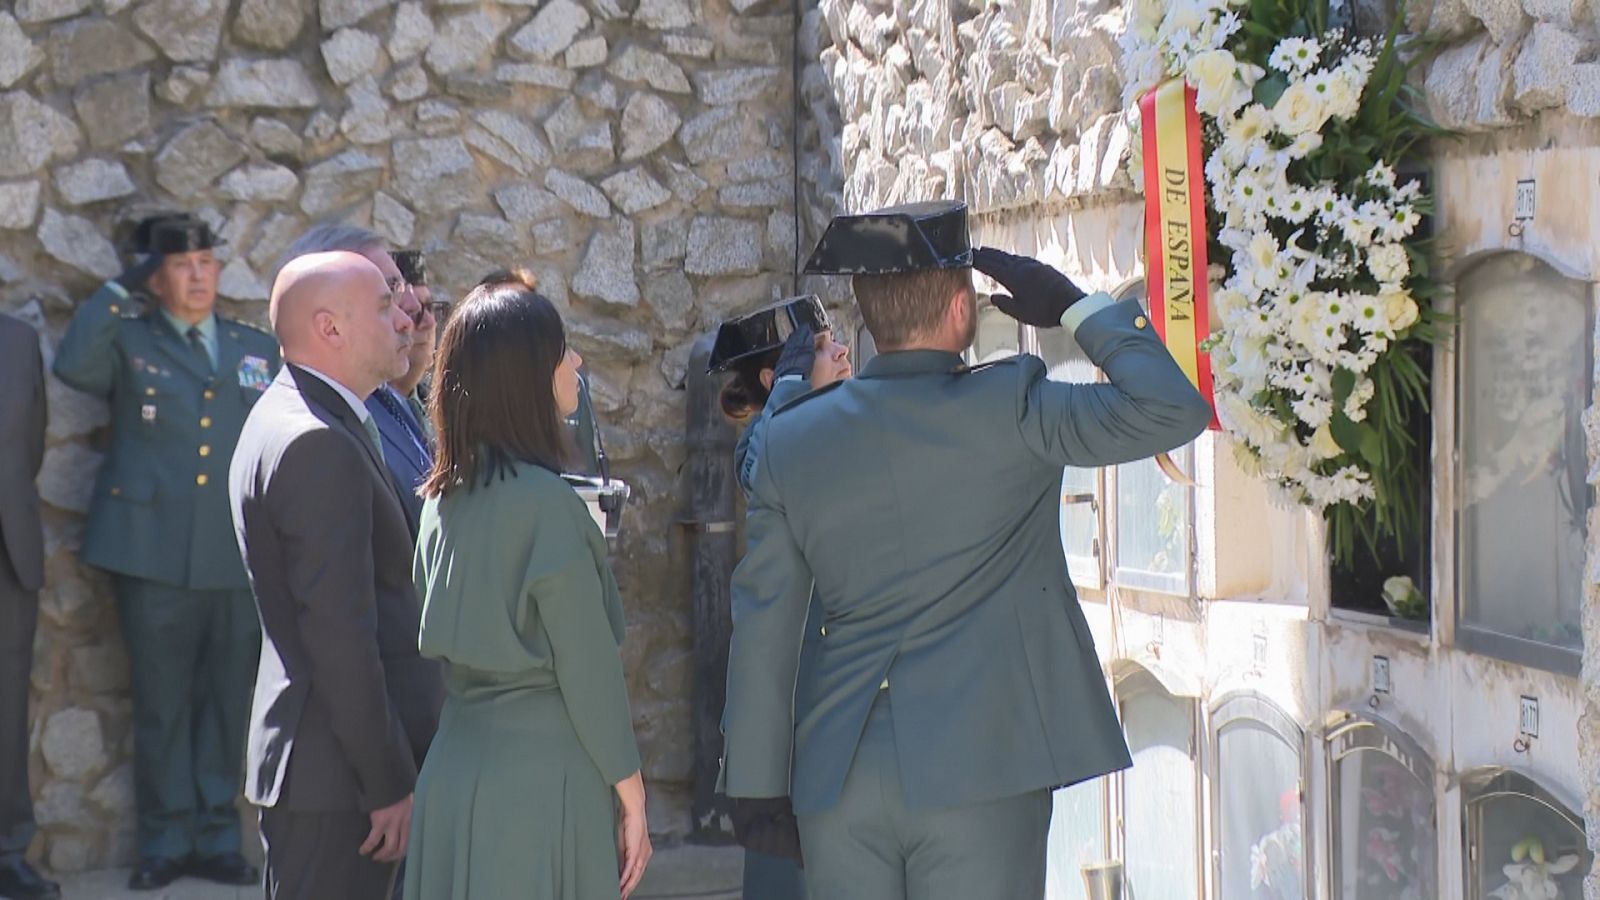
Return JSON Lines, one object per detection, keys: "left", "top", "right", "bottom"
{"left": 477, "top": 267, "right": 539, "bottom": 291}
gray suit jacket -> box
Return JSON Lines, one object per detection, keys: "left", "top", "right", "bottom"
{"left": 229, "top": 365, "right": 443, "bottom": 812}
{"left": 0, "top": 314, "right": 45, "bottom": 592}
{"left": 721, "top": 299, "right": 1212, "bottom": 814}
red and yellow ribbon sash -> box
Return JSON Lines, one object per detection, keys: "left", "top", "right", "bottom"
{"left": 1140, "top": 79, "right": 1218, "bottom": 433}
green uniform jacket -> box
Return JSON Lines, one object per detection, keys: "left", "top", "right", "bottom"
{"left": 721, "top": 298, "right": 1212, "bottom": 814}
{"left": 53, "top": 282, "right": 280, "bottom": 589}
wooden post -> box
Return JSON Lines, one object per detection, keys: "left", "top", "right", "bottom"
{"left": 682, "top": 333, "right": 739, "bottom": 840}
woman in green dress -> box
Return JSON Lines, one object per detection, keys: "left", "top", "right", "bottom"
{"left": 404, "top": 270, "right": 652, "bottom": 900}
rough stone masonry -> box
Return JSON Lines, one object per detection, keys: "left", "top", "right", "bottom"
{"left": 0, "top": 0, "right": 798, "bottom": 871}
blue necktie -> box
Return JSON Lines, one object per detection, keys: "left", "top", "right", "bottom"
{"left": 374, "top": 389, "right": 432, "bottom": 468}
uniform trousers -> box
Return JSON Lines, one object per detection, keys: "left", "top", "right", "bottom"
{"left": 115, "top": 576, "right": 258, "bottom": 860}
{"left": 796, "top": 694, "right": 1053, "bottom": 900}
{"left": 0, "top": 553, "right": 38, "bottom": 865}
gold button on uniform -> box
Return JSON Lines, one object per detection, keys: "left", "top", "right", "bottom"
{"left": 198, "top": 445, "right": 211, "bottom": 457}
{"left": 145, "top": 387, "right": 156, "bottom": 396}
{"left": 200, "top": 417, "right": 212, "bottom": 428}
{"left": 203, "top": 389, "right": 215, "bottom": 400}
{"left": 109, "top": 304, "right": 120, "bottom": 314}
{"left": 110, "top": 486, "right": 121, "bottom": 496}
{"left": 196, "top": 474, "right": 208, "bottom": 486}
{"left": 1134, "top": 315, "right": 1149, "bottom": 329}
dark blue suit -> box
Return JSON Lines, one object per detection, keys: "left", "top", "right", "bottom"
{"left": 365, "top": 387, "right": 432, "bottom": 532}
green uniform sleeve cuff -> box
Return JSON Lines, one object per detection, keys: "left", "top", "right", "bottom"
{"left": 1058, "top": 291, "right": 1115, "bottom": 334}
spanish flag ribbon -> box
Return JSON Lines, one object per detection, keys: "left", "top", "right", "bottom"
{"left": 1140, "top": 79, "right": 1218, "bottom": 432}
{"left": 1140, "top": 80, "right": 1218, "bottom": 485}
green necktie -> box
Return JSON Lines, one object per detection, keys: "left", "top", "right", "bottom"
{"left": 186, "top": 325, "right": 214, "bottom": 374}
{"left": 360, "top": 415, "right": 387, "bottom": 466}
{"left": 407, "top": 393, "right": 434, "bottom": 443}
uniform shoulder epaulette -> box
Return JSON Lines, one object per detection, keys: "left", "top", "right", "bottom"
{"left": 773, "top": 379, "right": 844, "bottom": 416}
{"left": 221, "top": 318, "right": 274, "bottom": 341}
{"left": 955, "top": 354, "right": 1025, "bottom": 375}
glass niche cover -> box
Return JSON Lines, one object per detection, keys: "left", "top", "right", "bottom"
{"left": 1215, "top": 695, "right": 1306, "bottom": 900}
{"left": 1327, "top": 717, "right": 1437, "bottom": 900}
{"left": 1464, "top": 769, "right": 1589, "bottom": 900}
{"left": 1457, "top": 253, "right": 1592, "bottom": 655}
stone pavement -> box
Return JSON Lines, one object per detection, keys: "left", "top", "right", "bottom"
{"left": 54, "top": 843, "right": 744, "bottom": 900}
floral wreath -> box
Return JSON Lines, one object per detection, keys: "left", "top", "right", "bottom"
{"left": 1120, "top": 0, "right": 1445, "bottom": 564}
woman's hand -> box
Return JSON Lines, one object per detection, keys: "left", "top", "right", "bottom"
{"left": 615, "top": 771, "right": 653, "bottom": 899}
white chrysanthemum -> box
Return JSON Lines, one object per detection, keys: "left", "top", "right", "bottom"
{"left": 1276, "top": 189, "right": 1316, "bottom": 223}
{"left": 1348, "top": 292, "right": 1386, "bottom": 334}
{"left": 1367, "top": 242, "right": 1409, "bottom": 284}
{"left": 1380, "top": 203, "right": 1419, "bottom": 242}
{"left": 1339, "top": 205, "right": 1378, "bottom": 248}
{"left": 1269, "top": 37, "right": 1322, "bottom": 76}
{"left": 1218, "top": 392, "right": 1287, "bottom": 448}
{"left": 1284, "top": 132, "right": 1323, "bottom": 160}
{"left": 1365, "top": 161, "right": 1397, "bottom": 189}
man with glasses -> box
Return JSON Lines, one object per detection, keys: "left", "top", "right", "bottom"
{"left": 279, "top": 226, "right": 434, "bottom": 530}
{"left": 55, "top": 213, "right": 278, "bottom": 891}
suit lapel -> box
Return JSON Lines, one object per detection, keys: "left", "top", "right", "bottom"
{"left": 286, "top": 366, "right": 398, "bottom": 497}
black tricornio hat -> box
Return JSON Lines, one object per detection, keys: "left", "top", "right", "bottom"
{"left": 707, "top": 295, "right": 832, "bottom": 374}
{"left": 392, "top": 249, "right": 427, "bottom": 286}
{"left": 127, "top": 212, "right": 189, "bottom": 255}
{"left": 803, "top": 200, "right": 973, "bottom": 275}
{"left": 149, "top": 217, "right": 220, "bottom": 254}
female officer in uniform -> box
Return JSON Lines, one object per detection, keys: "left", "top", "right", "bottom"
{"left": 708, "top": 297, "right": 851, "bottom": 900}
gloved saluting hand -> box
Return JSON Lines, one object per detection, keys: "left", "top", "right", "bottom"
{"left": 772, "top": 323, "right": 816, "bottom": 382}
{"left": 115, "top": 254, "right": 163, "bottom": 294}
{"left": 972, "top": 247, "right": 1088, "bottom": 328}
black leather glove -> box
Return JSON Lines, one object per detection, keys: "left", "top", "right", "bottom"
{"left": 115, "top": 254, "right": 163, "bottom": 294}
{"left": 732, "top": 797, "right": 804, "bottom": 865}
{"left": 772, "top": 324, "right": 816, "bottom": 381}
{"left": 972, "top": 247, "right": 1088, "bottom": 328}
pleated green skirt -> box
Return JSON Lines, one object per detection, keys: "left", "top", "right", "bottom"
{"left": 403, "top": 686, "right": 619, "bottom": 900}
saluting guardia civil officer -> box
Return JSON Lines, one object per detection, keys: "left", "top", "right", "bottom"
{"left": 719, "top": 201, "right": 1213, "bottom": 899}
{"left": 53, "top": 215, "right": 279, "bottom": 891}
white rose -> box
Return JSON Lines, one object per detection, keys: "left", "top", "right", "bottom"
{"left": 1188, "top": 49, "right": 1244, "bottom": 117}
{"left": 1272, "top": 81, "right": 1330, "bottom": 135}
{"left": 1383, "top": 287, "right": 1420, "bottom": 332}
{"left": 1129, "top": 0, "right": 1166, "bottom": 38}
{"left": 1367, "top": 243, "right": 1409, "bottom": 284}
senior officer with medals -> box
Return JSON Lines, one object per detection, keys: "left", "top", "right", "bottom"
{"left": 54, "top": 214, "right": 279, "bottom": 891}
{"left": 719, "top": 200, "right": 1212, "bottom": 899}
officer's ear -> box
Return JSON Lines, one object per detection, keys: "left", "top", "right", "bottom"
{"left": 759, "top": 368, "right": 775, "bottom": 392}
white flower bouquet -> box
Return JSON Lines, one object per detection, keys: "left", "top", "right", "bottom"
{"left": 1121, "top": 0, "right": 1446, "bottom": 562}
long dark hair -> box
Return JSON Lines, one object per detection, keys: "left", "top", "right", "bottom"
{"left": 421, "top": 268, "right": 572, "bottom": 497}
{"left": 718, "top": 348, "right": 781, "bottom": 423}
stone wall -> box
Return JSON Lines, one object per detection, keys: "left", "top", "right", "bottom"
{"left": 0, "top": 0, "right": 797, "bottom": 871}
